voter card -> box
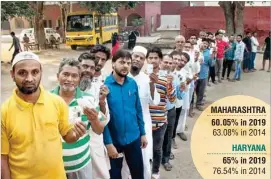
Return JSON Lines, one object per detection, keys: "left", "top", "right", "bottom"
{"left": 117, "top": 153, "right": 124, "bottom": 158}
{"left": 77, "top": 98, "right": 95, "bottom": 109}
{"left": 146, "top": 64, "right": 153, "bottom": 75}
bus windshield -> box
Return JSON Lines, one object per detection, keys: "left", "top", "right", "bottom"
{"left": 67, "top": 14, "right": 93, "bottom": 32}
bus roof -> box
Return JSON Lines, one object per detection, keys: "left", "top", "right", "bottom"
{"left": 68, "top": 11, "right": 117, "bottom": 16}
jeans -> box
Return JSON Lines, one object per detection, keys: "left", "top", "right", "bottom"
{"left": 109, "top": 137, "right": 144, "bottom": 179}
{"left": 251, "top": 52, "right": 256, "bottom": 69}
{"left": 172, "top": 106, "right": 182, "bottom": 139}
{"left": 162, "top": 107, "right": 176, "bottom": 164}
{"left": 208, "top": 66, "right": 216, "bottom": 82}
{"left": 234, "top": 60, "right": 242, "bottom": 80}
{"left": 215, "top": 59, "right": 223, "bottom": 80}
{"left": 243, "top": 51, "right": 251, "bottom": 70}
{"left": 222, "top": 59, "right": 234, "bottom": 78}
{"left": 195, "top": 78, "right": 207, "bottom": 106}
{"left": 152, "top": 124, "right": 167, "bottom": 174}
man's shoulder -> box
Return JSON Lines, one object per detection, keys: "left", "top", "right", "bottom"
{"left": 1, "top": 96, "right": 15, "bottom": 114}
{"left": 126, "top": 76, "right": 138, "bottom": 85}
{"left": 45, "top": 91, "right": 67, "bottom": 106}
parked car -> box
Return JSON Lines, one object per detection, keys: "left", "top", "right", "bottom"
{"left": 19, "top": 28, "right": 62, "bottom": 43}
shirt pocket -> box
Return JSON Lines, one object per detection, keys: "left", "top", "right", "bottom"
{"left": 44, "top": 121, "right": 59, "bottom": 141}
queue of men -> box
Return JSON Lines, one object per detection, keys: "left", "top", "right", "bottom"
{"left": 1, "top": 29, "right": 270, "bottom": 179}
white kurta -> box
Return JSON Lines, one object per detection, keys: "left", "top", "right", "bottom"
{"left": 183, "top": 51, "right": 194, "bottom": 110}
{"left": 85, "top": 77, "right": 111, "bottom": 179}
{"left": 122, "top": 72, "right": 160, "bottom": 179}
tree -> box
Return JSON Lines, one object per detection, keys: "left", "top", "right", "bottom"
{"left": 2, "top": 1, "right": 46, "bottom": 49}
{"left": 1, "top": 1, "right": 35, "bottom": 21}
{"left": 29, "top": 2, "right": 46, "bottom": 49}
{"left": 219, "top": 1, "right": 246, "bottom": 35}
{"left": 57, "top": 2, "right": 71, "bottom": 43}
{"left": 219, "top": 1, "right": 266, "bottom": 35}
{"left": 79, "top": 1, "right": 139, "bottom": 43}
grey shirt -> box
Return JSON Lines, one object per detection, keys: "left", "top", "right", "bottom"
{"left": 13, "top": 36, "right": 20, "bottom": 50}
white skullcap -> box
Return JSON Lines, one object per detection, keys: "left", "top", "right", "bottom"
{"left": 12, "top": 51, "right": 40, "bottom": 68}
{"left": 133, "top": 46, "right": 148, "bottom": 57}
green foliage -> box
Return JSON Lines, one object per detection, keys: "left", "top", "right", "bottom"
{"left": 1, "top": 1, "right": 35, "bottom": 21}
{"left": 131, "top": 18, "right": 144, "bottom": 27}
{"left": 79, "top": 1, "right": 139, "bottom": 14}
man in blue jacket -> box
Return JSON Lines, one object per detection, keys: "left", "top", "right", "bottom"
{"left": 196, "top": 38, "right": 216, "bottom": 111}
{"left": 103, "top": 49, "right": 147, "bottom": 179}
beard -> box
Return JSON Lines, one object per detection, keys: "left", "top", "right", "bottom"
{"left": 131, "top": 65, "right": 140, "bottom": 72}
{"left": 60, "top": 85, "right": 76, "bottom": 92}
{"left": 16, "top": 81, "right": 40, "bottom": 95}
{"left": 115, "top": 68, "right": 128, "bottom": 78}
{"left": 95, "top": 65, "right": 102, "bottom": 72}
{"left": 79, "top": 78, "right": 92, "bottom": 91}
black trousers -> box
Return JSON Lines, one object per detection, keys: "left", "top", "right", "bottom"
{"left": 222, "top": 59, "right": 234, "bottom": 78}
{"left": 109, "top": 137, "right": 144, "bottom": 179}
{"left": 152, "top": 124, "right": 167, "bottom": 174}
{"left": 172, "top": 106, "right": 182, "bottom": 139}
{"left": 208, "top": 66, "right": 216, "bottom": 83}
{"left": 11, "top": 49, "right": 20, "bottom": 63}
{"left": 196, "top": 79, "right": 207, "bottom": 106}
{"left": 162, "top": 107, "right": 176, "bottom": 164}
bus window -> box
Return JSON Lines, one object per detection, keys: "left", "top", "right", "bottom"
{"left": 67, "top": 14, "right": 93, "bottom": 32}
{"left": 102, "top": 16, "right": 105, "bottom": 27}
{"left": 105, "top": 16, "right": 109, "bottom": 26}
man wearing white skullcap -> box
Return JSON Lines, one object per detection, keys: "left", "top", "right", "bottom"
{"left": 121, "top": 46, "right": 160, "bottom": 179}
{"left": 1, "top": 51, "right": 87, "bottom": 179}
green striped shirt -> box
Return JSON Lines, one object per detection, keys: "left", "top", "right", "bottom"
{"left": 51, "top": 86, "right": 104, "bottom": 173}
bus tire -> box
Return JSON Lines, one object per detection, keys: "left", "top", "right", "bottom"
{"left": 71, "top": 45, "right": 77, "bottom": 50}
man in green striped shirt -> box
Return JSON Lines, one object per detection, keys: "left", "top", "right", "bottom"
{"left": 51, "top": 58, "right": 105, "bottom": 179}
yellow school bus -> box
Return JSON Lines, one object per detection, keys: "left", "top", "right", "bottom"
{"left": 66, "top": 11, "right": 118, "bottom": 50}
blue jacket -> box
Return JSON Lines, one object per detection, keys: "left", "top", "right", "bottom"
{"left": 103, "top": 74, "right": 145, "bottom": 146}
{"left": 199, "top": 48, "right": 214, "bottom": 79}
{"left": 224, "top": 42, "right": 236, "bottom": 60}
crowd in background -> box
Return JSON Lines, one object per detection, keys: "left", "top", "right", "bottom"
{"left": 1, "top": 29, "right": 270, "bottom": 179}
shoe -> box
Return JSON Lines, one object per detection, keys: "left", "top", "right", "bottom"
{"left": 213, "top": 81, "right": 218, "bottom": 84}
{"left": 170, "top": 152, "right": 175, "bottom": 160}
{"left": 229, "top": 79, "right": 236, "bottom": 82}
{"left": 267, "top": 70, "right": 270, "bottom": 72}
{"left": 152, "top": 173, "right": 160, "bottom": 179}
{"left": 236, "top": 78, "right": 241, "bottom": 81}
{"left": 218, "top": 79, "right": 222, "bottom": 83}
{"left": 196, "top": 105, "right": 204, "bottom": 111}
{"left": 227, "top": 77, "right": 230, "bottom": 80}
{"left": 163, "top": 162, "right": 173, "bottom": 171}
{"left": 259, "top": 68, "right": 264, "bottom": 71}
{"left": 177, "top": 132, "right": 188, "bottom": 141}
{"left": 207, "top": 82, "right": 211, "bottom": 87}
{"left": 172, "top": 139, "right": 178, "bottom": 149}
{"left": 189, "top": 111, "right": 195, "bottom": 118}
{"left": 221, "top": 77, "right": 224, "bottom": 80}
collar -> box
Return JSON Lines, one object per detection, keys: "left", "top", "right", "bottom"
{"left": 106, "top": 73, "right": 131, "bottom": 84}
{"left": 13, "top": 85, "right": 45, "bottom": 110}
{"left": 51, "top": 86, "right": 84, "bottom": 99}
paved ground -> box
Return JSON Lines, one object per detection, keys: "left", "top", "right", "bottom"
{"left": 1, "top": 42, "right": 270, "bottom": 179}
